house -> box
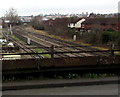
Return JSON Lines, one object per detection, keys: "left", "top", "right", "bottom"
{"left": 19, "top": 16, "right": 33, "bottom": 23}
{"left": 68, "top": 18, "right": 86, "bottom": 31}
{"left": 68, "top": 18, "right": 86, "bottom": 28}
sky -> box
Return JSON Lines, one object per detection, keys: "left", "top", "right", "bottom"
{"left": 0, "top": 0, "right": 119, "bottom": 17}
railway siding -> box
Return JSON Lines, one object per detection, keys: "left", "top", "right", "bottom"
{"left": 2, "top": 31, "right": 44, "bottom": 59}
{"left": 12, "top": 28, "right": 112, "bottom": 57}
{"left": 2, "top": 27, "right": 120, "bottom": 75}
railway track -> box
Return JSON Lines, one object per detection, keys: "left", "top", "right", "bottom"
{"left": 12, "top": 27, "right": 111, "bottom": 57}
{"left": 2, "top": 31, "right": 44, "bottom": 59}
{"left": 27, "top": 32, "right": 110, "bottom": 57}
{"left": 2, "top": 27, "right": 120, "bottom": 75}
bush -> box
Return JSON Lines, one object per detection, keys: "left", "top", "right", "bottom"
{"left": 102, "top": 31, "right": 120, "bottom": 44}
{"left": 32, "top": 24, "right": 44, "bottom": 30}
{"left": 102, "top": 32, "right": 110, "bottom": 44}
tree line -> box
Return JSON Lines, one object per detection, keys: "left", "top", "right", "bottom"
{"left": 31, "top": 16, "right": 120, "bottom": 46}
{"left": 2, "top": 8, "right": 120, "bottom": 46}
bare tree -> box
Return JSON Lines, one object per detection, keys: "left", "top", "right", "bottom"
{"left": 31, "top": 15, "right": 44, "bottom": 30}
{"left": 5, "top": 8, "right": 19, "bottom": 24}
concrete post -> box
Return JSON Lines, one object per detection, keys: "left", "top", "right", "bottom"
{"left": 73, "top": 35, "right": 76, "bottom": 41}
{"left": 10, "top": 24, "right": 13, "bottom": 35}
{"left": 27, "top": 38, "right": 31, "bottom": 45}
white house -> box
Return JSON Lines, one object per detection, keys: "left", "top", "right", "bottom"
{"left": 68, "top": 18, "right": 86, "bottom": 28}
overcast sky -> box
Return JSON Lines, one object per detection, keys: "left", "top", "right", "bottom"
{"left": 0, "top": 0, "right": 119, "bottom": 17}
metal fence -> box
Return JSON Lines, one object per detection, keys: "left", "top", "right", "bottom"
{"left": 1, "top": 46, "right": 120, "bottom": 59}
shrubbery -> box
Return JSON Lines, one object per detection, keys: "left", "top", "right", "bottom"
{"left": 68, "top": 29, "right": 120, "bottom": 45}
{"left": 32, "top": 24, "right": 45, "bottom": 30}
{"left": 101, "top": 31, "right": 120, "bottom": 44}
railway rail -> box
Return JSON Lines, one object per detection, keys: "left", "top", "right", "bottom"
{"left": 2, "top": 31, "right": 43, "bottom": 59}
{"left": 12, "top": 27, "right": 112, "bottom": 58}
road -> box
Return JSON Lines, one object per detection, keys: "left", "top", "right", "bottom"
{"left": 3, "top": 84, "right": 119, "bottom": 95}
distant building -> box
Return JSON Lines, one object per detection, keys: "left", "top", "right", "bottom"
{"left": 68, "top": 18, "right": 86, "bottom": 30}
{"left": 42, "top": 17, "right": 49, "bottom": 21}
{"left": 4, "top": 20, "right": 10, "bottom": 23}
{"left": 19, "top": 16, "right": 33, "bottom": 23}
